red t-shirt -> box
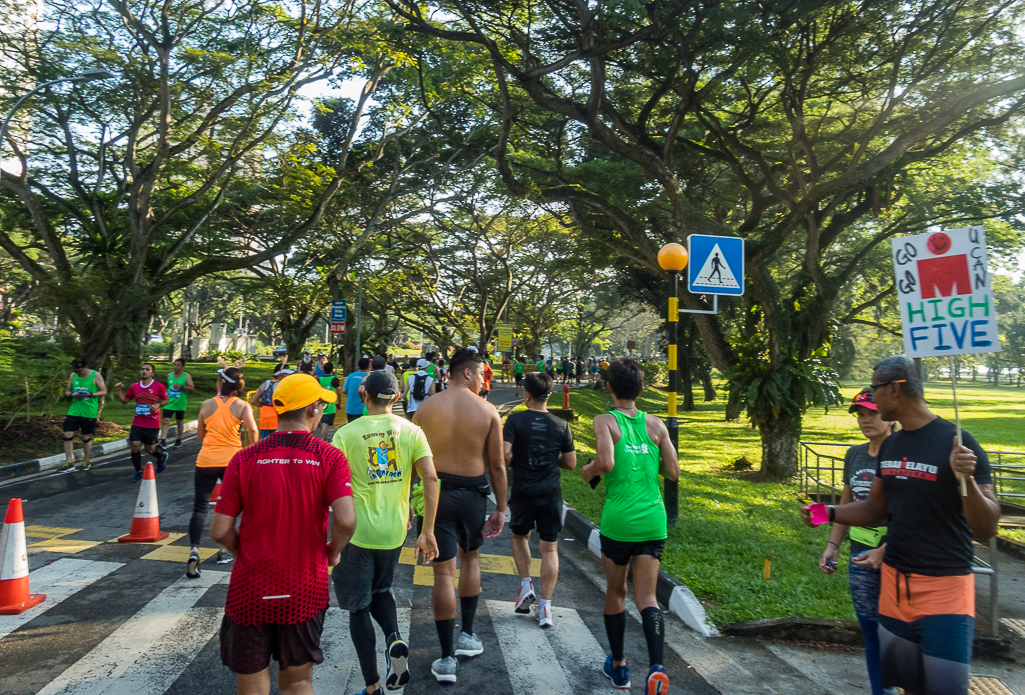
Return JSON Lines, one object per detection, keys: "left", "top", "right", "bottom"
{"left": 218, "top": 432, "right": 352, "bottom": 625}
{"left": 125, "top": 380, "right": 168, "bottom": 428}
{"left": 483, "top": 363, "right": 493, "bottom": 391}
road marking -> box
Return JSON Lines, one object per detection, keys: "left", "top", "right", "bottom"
{"left": 400, "top": 546, "right": 540, "bottom": 575}
{"left": 37, "top": 570, "right": 228, "bottom": 695}
{"left": 24, "top": 525, "right": 84, "bottom": 539}
{"left": 29, "top": 538, "right": 102, "bottom": 554}
{"left": 0, "top": 558, "right": 122, "bottom": 641}
{"left": 541, "top": 603, "right": 608, "bottom": 674}
{"left": 314, "top": 594, "right": 412, "bottom": 692}
{"left": 486, "top": 599, "right": 576, "bottom": 694}
{"left": 140, "top": 545, "right": 218, "bottom": 563}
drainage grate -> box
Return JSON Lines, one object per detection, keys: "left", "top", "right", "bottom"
{"left": 969, "top": 677, "right": 1015, "bottom": 695}
{"left": 1000, "top": 617, "right": 1025, "bottom": 638}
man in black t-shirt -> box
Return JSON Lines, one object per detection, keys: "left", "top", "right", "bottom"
{"left": 503, "top": 372, "right": 576, "bottom": 628}
{"left": 801, "top": 355, "right": 1000, "bottom": 695}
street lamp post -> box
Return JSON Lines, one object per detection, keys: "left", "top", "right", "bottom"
{"left": 658, "top": 242, "right": 689, "bottom": 525}
{"left": 0, "top": 68, "right": 115, "bottom": 160}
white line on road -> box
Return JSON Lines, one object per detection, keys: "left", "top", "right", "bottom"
{"left": 486, "top": 599, "right": 584, "bottom": 695}
{"left": 37, "top": 570, "right": 228, "bottom": 695}
{"left": 0, "top": 558, "right": 123, "bottom": 641}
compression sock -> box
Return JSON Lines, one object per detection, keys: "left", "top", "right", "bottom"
{"left": 604, "top": 611, "right": 627, "bottom": 662}
{"left": 131, "top": 450, "right": 142, "bottom": 472}
{"left": 436, "top": 618, "right": 455, "bottom": 658}
{"left": 460, "top": 594, "right": 480, "bottom": 635}
{"left": 369, "top": 590, "right": 400, "bottom": 640}
{"left": 641, "top": 607, "right": 665, "bottom": 666}
{"left": 349, "top": 607, "right": 379, "bottom": 686}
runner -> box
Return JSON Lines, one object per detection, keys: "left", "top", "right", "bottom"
{"left": 298, "top": 348, "right": 316, "bottom": 374}
{"left": 160, "top": 358, "right": 194, "bottom": 449}
{"left": 536, "top": 355, "right": 545, "bottom": 377}
{"left": 436, "top": 358, "right": 448, "bottom": 391}
{"left": 251, "top": 363, "right": 289, "bottom": 440}
{"left": 402, "top": 359, "right": 435, "bottom": 421}
{"left": 413, "top": 347, "right": 507, "bottom": 684}
{"left": 481, "top": 354, "right": 493, "bottom": 400}
{"left": 343, "top": 357, "right": 371, "bottom": 425}
{"left": 385, "top": 353, "right": 397, "bottom": 374}
{"left": 316, "top": 362, "right": 341, "bottom": 440}
{"left": 501, "top": 355, "right": 510, "bottom": 384}
{"left": 210, "top": 373, "right": 356, "bottom": 695}
{"left": 818, "top": 388, "right": 898, "bottom": 695}
{"left": 60, "top": 358, "right": 107, "bottom": 472}
{"left": 187, "top": 367, "right": 258, "bottom": 579}
{"left": 513, "top": 356, "right": 525, "bottom": 398}
{"left": 580, "top": 358, "right": 679, "bottom": 695}
{"left": 114, "top": 363, "right": 170, "bottom": 483}
{"left": 503, "top": 371, "right": 576, "bottom": 628}
{"left": 801, "top": 355, "right": 1000, "bottom": 695}
{"left": 314, "top": 353, "right": 328, "bottom": 377}
{"left": 332, "top": 370, "right": 440, "bottom": 694}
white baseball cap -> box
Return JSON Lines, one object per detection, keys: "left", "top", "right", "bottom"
{"left": 417, "top": 358, "right": 430, "bottom": 369}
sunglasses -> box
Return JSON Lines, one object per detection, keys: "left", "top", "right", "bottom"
{"left": 869, "top": 379, "right": 906, "bottom": 393}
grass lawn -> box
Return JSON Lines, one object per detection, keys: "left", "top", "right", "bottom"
{"left": 557, "top": 380, "right": 1025, "bottom": 627}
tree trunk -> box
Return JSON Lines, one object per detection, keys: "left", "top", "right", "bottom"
{"left": 758, "top": 410, "right": 803, "bottom": 478}
{"left": 701, "top": 372, "right": 716, "bottom": 401}
{"left": 724, "top": 386, "right": 743, "bottom": 421}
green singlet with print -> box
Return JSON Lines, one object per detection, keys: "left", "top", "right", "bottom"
{"left": 318, "top": 375, "right": 337, "bottom": 415}
{"left": 515, "top": 360, "right": 524, "bottom": 375}
{"left": 167, "top": 372, "right": 188, "bottom": 412}
{"left": 600, "top": 409, "right": 666, "bottom": 542}
{"left": 68, "top": 371, "right": 99, "bottom": 418}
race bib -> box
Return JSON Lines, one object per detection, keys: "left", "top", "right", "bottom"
{"left": 74, "top": 387, "right": 91, "bottom": 396}
{"left": 168, "top": 389, "right": 181, "bottom": 398}
{"left": 135, "top": 404, "right": 151, "bottom": 416}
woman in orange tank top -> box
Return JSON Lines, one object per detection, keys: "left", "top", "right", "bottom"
{"left": 187, "top": 367, "right": 258, "bottom": 579}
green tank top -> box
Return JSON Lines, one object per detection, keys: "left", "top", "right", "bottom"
{"left": 318, "top": 375, "right": 337, "bottom": 414}
{"left": 600, "top": 409, "right": 667, "bottom": 542}
{"left": 167, "top": 372, "right": 188, "bottom": 411}
{"left": 68, "top": 371, "right": 99, "bottom": 418}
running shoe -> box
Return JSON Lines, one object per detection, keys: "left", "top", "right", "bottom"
{"left": 514, "top": 582, "right": 536, "bottom": 614}
{"left": 132, "top": 471, "right": 143, "bottom": 483}
{"left": 454, "top": 631, "right": 483, "bottom": 657}
{"left": 603, "top": 655, "right": 631, "bottom": 690}
{"left": 172, "top": 438, "right": 183, "bottom": 449}
{"left": 78, "top": 460, "right": 91, "bottom": 472}
{"left": 155, "top": 449, "right": 168, "bottom": 474}
{"left": 431, "top": 656, "right": 458, "bottom": 684}
{"left": 186, "top": 550, "right": 201, "bottom": 579}
{"left": 216, "top": 550, "right": 234, "bottom": 565}
{"left": 384, "top": 633, "right": 409, "bottom": 690}
{"left": 537, "top": 603, "right": 554, "bottom": 628}
{"left": 58, "top": 461, "right": 75, "bottom": 472}
{"left": 159, "top": 439, "right": 167, "bottom": 448}
{"left": 646, "top": 664, "right": 669, "bottom": 695}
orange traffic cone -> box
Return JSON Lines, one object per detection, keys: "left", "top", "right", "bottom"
{"left": 0, "top": 498, "right": 46, "bottom": 614}
{"left": 118, "top": 463, "right": 170, "bottom": 543}
{"left": 210, "top": 478, "right": 222, "bottom": 509}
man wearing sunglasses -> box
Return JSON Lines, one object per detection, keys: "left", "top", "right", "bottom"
{"left": 801, "top": 355, "right": 999, "bottom": 695}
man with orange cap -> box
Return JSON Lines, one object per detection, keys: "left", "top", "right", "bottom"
{"left": 211, "top": 373, "right": 357, "bottom": 695}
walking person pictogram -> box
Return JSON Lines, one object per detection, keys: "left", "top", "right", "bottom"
{"left": 709, "top": 252, "right": 724, "bottom": 284}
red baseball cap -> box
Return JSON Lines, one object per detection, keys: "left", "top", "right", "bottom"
{"left": 848, "top": 390, "right": 878, "bottom": 413}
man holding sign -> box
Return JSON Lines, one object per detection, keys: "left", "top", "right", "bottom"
{"left": 801, "top": 356, "right": 1000, "bottom": 695}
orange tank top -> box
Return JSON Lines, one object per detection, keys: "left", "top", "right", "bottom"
{"left": 196, "top": 397, "right": 244, "bottom": 468}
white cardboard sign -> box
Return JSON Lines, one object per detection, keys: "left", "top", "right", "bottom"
{"left": 891, "top": 226, "right": 1000, "bottom": 358}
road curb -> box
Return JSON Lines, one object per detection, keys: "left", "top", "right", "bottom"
{"left": 0, "top": 420, "right": 198, "bottom": 481}
{"left": 561, "top": 506, "right": 720, "bottom": 637}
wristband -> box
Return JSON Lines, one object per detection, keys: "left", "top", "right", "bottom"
{"left": 826, "top": 540, "right": 839, "bottom": 548}
{"left": 827, "top": 505, "right": 836, "bottom": 523}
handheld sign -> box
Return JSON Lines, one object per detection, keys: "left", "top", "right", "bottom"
{"left": 891, "top": 226, "right": 1000, "bottom": 495}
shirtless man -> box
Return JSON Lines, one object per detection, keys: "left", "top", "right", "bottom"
{"left": 413, "top": 347, "right": 507, "bottom": 685}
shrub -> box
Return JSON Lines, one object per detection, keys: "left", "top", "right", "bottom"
{"left": 642, "top": 361, "right": 668, "bottom": 387}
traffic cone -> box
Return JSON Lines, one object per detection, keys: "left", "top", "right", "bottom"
{"left": 210, "top": 478, "right": 222, "bottom": 509}
{"left": 0, "top": 498, "right": 46, "bottom": 614}
{"left": 118, "top": 463, "right": 170, "bottom": 543}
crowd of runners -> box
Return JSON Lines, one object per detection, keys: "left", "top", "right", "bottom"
{"left": 53, "top": 349, "right": 997, "bottom": 695}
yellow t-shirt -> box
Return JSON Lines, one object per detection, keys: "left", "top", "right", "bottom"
{"left": 332, "top": 413, "right": 432, "bottom": 549}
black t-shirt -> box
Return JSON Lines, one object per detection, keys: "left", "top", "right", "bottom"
{"left": 503, "top": 410, "right": 575, "bottom": 506}
{"left": 842, "top": 444, "right": 885, "bottom": 555}
{"left": 876, "top": 417, "right": 991, "bottom": 576}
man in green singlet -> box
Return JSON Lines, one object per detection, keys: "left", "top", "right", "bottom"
{"left": 316, "top": 362, "right": 341, "bottom": 440}
{"left": 160, "top": 358, "right": 194, "bottom": 449}
{"left": 580, "top": 358, "right": 679, "bottom": 695}
{"left": 61, "top": 358, "right": 107, "bottom": 472}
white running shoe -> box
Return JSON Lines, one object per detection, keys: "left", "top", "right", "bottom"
{"left": 514, "top": 583, "right": 536, "bottom": 614}
{"left": 455, "top": 631, "right": 484, "bottom": 657}
{"left": 537, "top": 603, "right": 554, "bottom": 628}
{"left": 431, "top": 656, "right": 458, "bottom": 683}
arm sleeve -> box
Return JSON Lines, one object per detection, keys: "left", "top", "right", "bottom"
{"left": 216, "top": 454, "right": 245, "bottom": 517}
{"left": 324, "top": 447, "right": 353, "bottom": 502}
{"left": 502, "top": 416, "right": 516, "bottom": 444}
{"left": 411, "top": 427, "right": 433, "bottom": 460}
{"left": 963, "top": 430, "right": 992, "bottom": 485}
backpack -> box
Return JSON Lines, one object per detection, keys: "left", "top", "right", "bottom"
{"left": 412, "top": 373, "right": 428, "bottom": 401}
{"left": 259, "top": 379, "right": 277, "bottom": 406}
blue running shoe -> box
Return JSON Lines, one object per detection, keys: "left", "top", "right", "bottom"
{"left": 603, "top": 654, "right": 631, "bottom": 689}
{"left": 156, "top": 449, "right": 168, "bottom": 474}
{"left": 132, "top": 471, "right": 143, "bottom": 483}
{"left": 646, "top": 664, "right": 669, "bottom": 695}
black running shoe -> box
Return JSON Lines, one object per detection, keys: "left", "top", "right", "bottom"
{"left": 186, "top": 550, "right": 201, "bottom": 579}
{"left": 385, "top": 633, "right": 410, "bottom": 690}
{"left": 172, "top": 439, "right": 183, "bottom": 449}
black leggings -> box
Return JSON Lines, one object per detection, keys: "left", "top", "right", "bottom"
{"left": 189, "top": 466, "right": 227, "bottom": 547}
{"left": 351, "top": 591, "right": 401, "bottom": 686}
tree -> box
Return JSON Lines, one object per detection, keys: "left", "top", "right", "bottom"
{"left": 391, "top": 0, "right": 1025, "bottom": 476}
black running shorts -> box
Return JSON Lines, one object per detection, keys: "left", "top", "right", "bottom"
{"left": 319, "top": 412, "right": 336, "bottom": 426}
{"left": 129, "top": 425, "right": 159, "bottom": 446}
{"left": 219, "top": 609, "right": 327, "bottom": 674}
{"left": 162, "top": 408, "right": 185, "bottom": 420}
{"left": 510, "top": 502, "right": 563, "bottom": 543}
{"left": 332, "top": 544, "right": 402, "bottom": 612}
{"left": 599, "top": 535, "right": 666, "bottom": 566}
{"left": 435, "top": 487, "right": 487, "bottom": 563}
{"left": 63, "top": 415, "right": 96, "bottom": 436}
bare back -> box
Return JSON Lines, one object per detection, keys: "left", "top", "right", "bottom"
{"left": 414, "top": 386, "right": 501, "bottom": 477}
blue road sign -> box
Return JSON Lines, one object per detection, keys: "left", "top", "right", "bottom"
{"left": 331, "top": 300, "right": 347, "bottom": 323}
{"left": 688, "top": 235, "right": 745, "bottom": 296}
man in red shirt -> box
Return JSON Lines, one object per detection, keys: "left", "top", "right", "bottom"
{"left": 114, "top": 362, "right": 170, "bottom": 483}
{"left": 211, "top": 373, "right": 357, "bottom": 695}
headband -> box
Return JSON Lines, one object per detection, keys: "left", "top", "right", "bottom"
{"left": 217, "top": 368, "right": 237, "bottom": 383}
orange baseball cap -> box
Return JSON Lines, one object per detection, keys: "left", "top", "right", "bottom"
{"left": 273, "top": 373, "right": 338, "bottom": 414}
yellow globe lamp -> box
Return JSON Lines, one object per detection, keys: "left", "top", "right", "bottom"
{"left": 658, "top": 243, "right": 688, "bottom": 271}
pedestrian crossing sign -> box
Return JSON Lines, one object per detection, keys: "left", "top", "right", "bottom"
{"left": 687, "top": 234, "right": 744, "bottom": 296}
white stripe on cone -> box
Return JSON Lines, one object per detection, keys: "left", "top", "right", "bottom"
{"left": 0, "top": 520, "right": 28, "bottom": 580}
{"left": 134, "top": 477, "right": 159, "bottom": 519}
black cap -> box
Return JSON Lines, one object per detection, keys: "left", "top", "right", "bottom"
{"left": 363, "top": 369, "right": 400, "bottom": 398}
